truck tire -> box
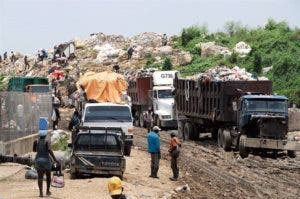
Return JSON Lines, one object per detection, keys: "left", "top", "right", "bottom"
{"left": 184, "top": 122, "right": 193, "bottom": 140}
{"left": 239, "top": 135, "right": 249, "bottom": 159}
{"left": 139, "top": 113, "right": 145, "bottom": 128}
{"left": 124, "top": 145, "right": 131, "bottom": 156}
{"left": 287, "top": 150, "right": 296, "bottom": 158}
{"left": 134, "top": 113, "right": 140, "bottom": 127}
{"left": 222, "top": 129, "right": 232, "bottom": 151}
{"left": 177, "top": 120, "right": 185, "bottom": 140}
{"left": 192, "top": 124, "right": 200, "bottom": 141}
{"left": 212, "top": 128, "right": 218, "bottom": 140}
{"left": 70, "top": 172, "right": 78, "bottom": 179}
{"left": 217, "top": 129, "right": 223, "bottom": 147}
{"left": 155, "top": 115, "right": 161, "bottom": 128}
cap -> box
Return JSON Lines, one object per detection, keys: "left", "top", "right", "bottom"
{"left": 153, "top": 126, "right": 161, "bottom": 131}
{"left": 170, "top": 131, "right": 176, "bottom": 136}
{"left": 108, "top": 176, "right": 122, "bottom": 196}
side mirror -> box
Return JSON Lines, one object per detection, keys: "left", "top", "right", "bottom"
{"left": 68, "top": 143, "right": 73, "bottom": 148}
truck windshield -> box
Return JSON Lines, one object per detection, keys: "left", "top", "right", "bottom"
{"left": 245, "top": 99, "right": 287, "bottom": 112}
{"left": 157, "top": 89, "right": 172, "bottom": 99}
{"left": 85, "top": 106, "right": 132, "bottom": 122}
{"left": 75, "top": 134, "right": 121, "bottom": 151}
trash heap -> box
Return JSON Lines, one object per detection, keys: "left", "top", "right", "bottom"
{"left": 125, "top": 68, "right": 158, "bottom": 81}
{"left": 191, "top": 66, "right": 268, "bottom": 82}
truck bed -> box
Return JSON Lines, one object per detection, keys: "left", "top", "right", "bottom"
{"left": 175, "top": 77, "right": 272, "bottom": 123}
{"left": 128, "top": 77, "right": 152, "bottom": 106}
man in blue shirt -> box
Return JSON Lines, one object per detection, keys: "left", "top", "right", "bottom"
{"left": 147, "top": 126, "right": 161, "bottom": 178}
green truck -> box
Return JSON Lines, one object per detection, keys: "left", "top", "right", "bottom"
{"left": 7, "top": 76, "right": 50, "bottom": 93}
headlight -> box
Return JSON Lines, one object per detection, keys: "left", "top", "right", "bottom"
{"left": 126, "top": 134, "right": 133, "bottom": 139}
{"left": 161, "top": 115, "right": 171, "bottom": 119}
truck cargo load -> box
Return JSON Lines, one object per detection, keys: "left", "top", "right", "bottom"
{"left": 77, "top": 71, "right": 127, "bottom": 104}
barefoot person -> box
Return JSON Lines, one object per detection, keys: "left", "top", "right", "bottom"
{"left": 33, "top": 130, "right": 58, "bottom": 197}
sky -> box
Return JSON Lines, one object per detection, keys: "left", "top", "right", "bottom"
{"left": 0, "top": 0, "right": 299, "bottom": 54}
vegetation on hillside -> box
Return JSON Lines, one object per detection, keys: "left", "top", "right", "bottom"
{"left": 173, "top": 19, "right": 300, "bottom": 106}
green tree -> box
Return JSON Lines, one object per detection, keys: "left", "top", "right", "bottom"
{"left": 181, "top": 28, "right": 188, "bottom": 46}
{"left": 253, "top": 52, "right": 262, "bottom": 75}
{"left": 228, "top": 52, "right": 238, "bottom": 64}
{"left": 224, "top": 21, "right": 243, "bottom": 36}
{"left": 162, "top": 57, "right": 172, "bottom": 71}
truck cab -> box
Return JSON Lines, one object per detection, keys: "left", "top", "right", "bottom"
{"left": 236, "top": 95, "right": 298, "bottom": 158}
{"left": 81, "top": 103, "right": 134, "bottom": 156}
{"left": 69, "top": 127, "right": 126, "bottom": 179}
{"left": 150, "top": 71, "right": 178, "bottom": 128}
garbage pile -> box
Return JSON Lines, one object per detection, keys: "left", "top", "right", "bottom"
{"left": 191, "top": 66, "right": 268, "bottom": 82}
{"left": 125, "top": 68, "right": 158, "bottom": 81}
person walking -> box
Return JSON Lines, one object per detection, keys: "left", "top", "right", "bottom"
{"left": 145, "top": 107, "right": 153, "bottom": 133}
{"left": 147, "top": 126, "right": 161, "bottom": 178}
{"left": 108, "top": 176, "right": 127, "bottom": 199}
{"left": 3, "top": 52, "right": 7, "bottom": 60}
{"left": 52, "top": 105, "right": 60, "bottom": 130}
{"left": 24, "top": 55, "right": 30, "bottom": 70}
{"left": 168, "top": 132, "right": 181, "bottom": 181}
{"left": 10, "top": 51, "right": 16, "bottom": 63}
{"left": 162, "top": 33, "right": 168, "bottom": 46}
{"left": 33, "top": 130, "right": 58, "bottom": 197}
{"left": 127, "top": 46, "right": 134, "bottom": 60}
{"left": 68, "top": 110, "right": 81, "bottom": 143}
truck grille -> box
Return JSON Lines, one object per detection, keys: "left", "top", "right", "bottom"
{"left": 76, "top": 156, "right": 121, "bottom": 167}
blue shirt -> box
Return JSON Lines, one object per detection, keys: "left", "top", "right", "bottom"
{"left": 147, "top": 131, "right": 160, "bottom": 153}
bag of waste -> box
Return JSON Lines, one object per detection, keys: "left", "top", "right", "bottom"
{"left": 25, "top": 168, "right": 38, "bottom": 179}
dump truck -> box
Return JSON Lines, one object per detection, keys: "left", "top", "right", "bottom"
{"left": 128, "top": 70, "right": 178, "bottom": 129}
{"left": 74, "top": 71, "right": 133, "bottom": 156}
{"left": 174, "top": 74, "right": 300, "bottom": 158}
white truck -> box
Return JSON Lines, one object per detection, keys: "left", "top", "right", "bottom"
{"left": 79, "top": 102, "right": 134, "bottom": 156}
{"left": 128, "top": 70, "right": 178, "bottom": 129}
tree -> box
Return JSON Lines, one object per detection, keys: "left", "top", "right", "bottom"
{"left": 181, "top": 28, "right": 188, "bottom": 46}
{"left": 224, "top": 21, "right": 243, "bottom": 36}
{"left": 162, "top": 57, "right": 172, "bottom": 71}
{"left": 253, "top": 52, "right": 262, "bottom": 75}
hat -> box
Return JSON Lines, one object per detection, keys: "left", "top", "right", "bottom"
{"left": 153, "top": 126, "right": 161, "bottom": 131}
{"left": 170, "top": 131, "right": 176, "bottom": 136}
{"left": 108, "top": 176, "right": 122, "bottom": 196}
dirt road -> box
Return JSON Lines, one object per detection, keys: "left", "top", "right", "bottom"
{"left": 0, "top": 126, "right": 299, "bottom": 199}
{"left": 133, "top": 128, "right": 300, "bottom": 199}
{"left": 0, "top": 148, "right": 180, "bottom": 199}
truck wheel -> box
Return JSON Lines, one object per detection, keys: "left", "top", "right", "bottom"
{"left": 212, "top": 128, "right": 218, "bottom": 140}
{"left": 124, "top": 146, "right": 131, "bottom": 156}
{"left": 287, "top": 150, "right": 296, "bottom": 158}
{"left": 177, "top": 120, "right": 185, "bottom": 140}
{"left": 217, "top": 129, "right": 223, "bottom": 147}
{"left": 239, "top": 135, "right": 249, "bottom": 159}
{"left": 134, "top": 114, "right": 140, "bottom": 127}
{"left": 70, "top": 172, "right": 78, "bottom": 179}
{"left": 184, "top": 122, "right": 193, "bottom": 140}
{"left": 222, "top": 129, "right": 232, "bottom": 151}
{"left": 192, "top": 124, "right": 200, "bottom": 141}
{"left": 139, "top": 113, "right": 145, "bottom": 128}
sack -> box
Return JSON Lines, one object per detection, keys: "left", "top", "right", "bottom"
{"left": 51, "top": 171, "right": 64, "bottom": 188}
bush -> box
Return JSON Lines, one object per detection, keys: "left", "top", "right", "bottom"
{"left": 253, "top": 52, "right": 262, "bottom": 75}
{"left": 162, "top": 57, "right": 172, "bottom": 71}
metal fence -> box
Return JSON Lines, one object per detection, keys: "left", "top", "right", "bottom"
{"left": 0, "top": 92, "right": 52, "bottom": 142}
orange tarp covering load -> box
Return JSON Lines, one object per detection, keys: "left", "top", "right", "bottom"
{"left": 78, "top": 71, "right": 127, "bottom": 103}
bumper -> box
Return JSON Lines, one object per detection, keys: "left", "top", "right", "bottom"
{"left": 72, "top": 166, "right": 125, "bottom": 176}
{"left": 243, "top": 138, "right": 300, "bottom": 151}
{"left": 160, "top": 120, "right": 177, "bottom": 128}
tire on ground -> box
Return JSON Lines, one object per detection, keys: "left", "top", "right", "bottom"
{"left": 217, "top": 128, "right": 223, "bottom": 148}
{"left": 239, "top": 135, "right": 249, "bottom": 159}
{"left": 222, "top": 129, "right": 232, "bottom": 151}
{"left": 139, "top": 113, "right": 145, "bottom": 128}
{"left": 124, "top": 145, "right": 131, "bottom": 156}
{"left": 184, "top": 122, "right": 194, "bottom": 140}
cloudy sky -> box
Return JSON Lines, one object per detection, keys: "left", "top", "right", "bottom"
{"left": 0, "top": 0, "right": 299, "bottom": 54}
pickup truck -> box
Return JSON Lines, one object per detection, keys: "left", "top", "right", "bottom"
{"left": 69, "top": 127, "right": 126, "bottom": 179}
